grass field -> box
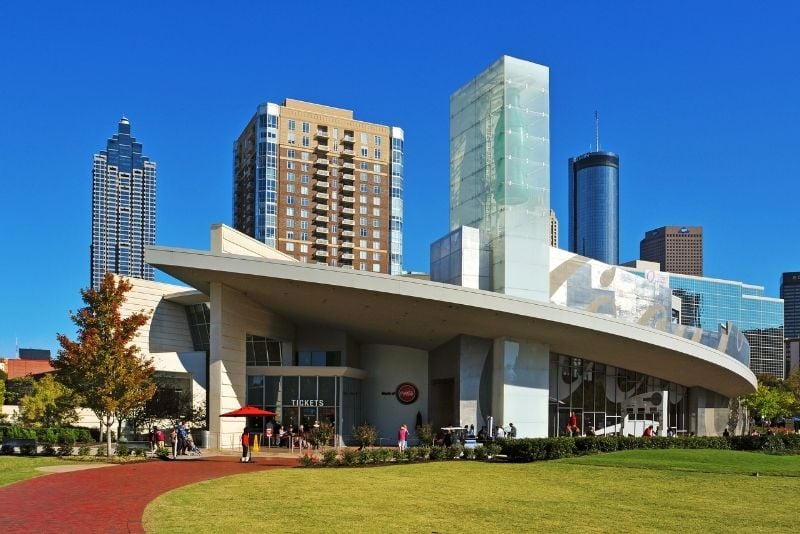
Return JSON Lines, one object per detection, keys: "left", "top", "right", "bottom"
{"left": 0, "top": 456, "right": 68, "bottom": 487}
{"left": 144, "top": 450, "right": 800, "bottom": 533}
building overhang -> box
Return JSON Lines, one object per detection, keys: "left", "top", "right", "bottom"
{"left": 146, "top": 245, "right": 757, "bottom": 398}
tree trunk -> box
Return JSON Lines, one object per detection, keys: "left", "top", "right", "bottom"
{"left": 106, "top": 415, "right": 113, "bottom": 457}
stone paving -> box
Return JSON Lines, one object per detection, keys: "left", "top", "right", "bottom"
{"left": 0, "top": 454, "right": 297, "bottom": 533}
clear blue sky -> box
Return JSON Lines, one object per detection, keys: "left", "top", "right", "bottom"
{"left": 2, "top": 1, "right": 799, "bottom": 357}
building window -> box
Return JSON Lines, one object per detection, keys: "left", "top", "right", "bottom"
{"left": 287, "top": 161, "right": 295, "bottom": 170}
{"left": 373, "top": 252, "right": 381, "bottom": 260}
{"left": 360, "top": 206, "right": 367, "bottom": 214}
{"left": 360, "top": 184, "right": 368, "bottom": 193}
{"left": 286, "top": 207, "right": 295, "bottom": 216}
{"left": 302, "top": 122, "right": 310, "bottom": 133}
{"left": 286, "top": 184, "right": 295, "bottom": 193}
{"left": 373, "top": 197, "right": 381, "bottom": 206}
{"left": 373, "top": 186, "right": 381, "bottom": 194}
{"left": 372, "top": 241, "right": 379, "bottom": 249}
{"left": 300, "top": 244, "right": 308, "bottom": 253}
{"left": 360, "top": 228, "right": 368, "bottom": 237}
{"left": 287, "top": 172, "right": 295, "bottom": 181}
{"left": 302, "top": 136, "right": 310, "bottom": 147}
{"left": 361, "top": 147, "right": 368, "bottom": 157}
{"left": 360, "top": 172, "right": 368, "bottom": 181}
{"left": 372, "top": 230, "right": 381, "bottom": 238}
{"left": 372, "top": 219, "right": 380, "bottom": 228}
{"left": 359, "top": 216, "right": 367, "bottom": 225}
{"left": 287, "top": 133, "right": 296, "bottom": 145}
{"left": 301, "top": 152, "right": 310, "bottom": 161}
{"left": 286, "top": 195, "right": 294, "bottom": 205}
{"left": 301, "top": 186, "right": 309, "bottom": 195}
{"left": 287, "top": 149, "right": 296, "bottom": 158}
{"left": 373, "top": 207, "right": 380, "bottom": 216}
{"left": 295, "top": 350, "right": 342, "bottom": 366}
{"left": 360, "top": 162, "right": 369, "bottom": 170}
{"left": 359, "top": 251, "right": 367, "bottom": 260}
{"left": 301, "top": 163, "right": 309, "bottom": 171}
{"left": 374, "top": 148, "right": 381, "bottom": 159}
{"left": 300, "top": 209, "right": 309, "bottom": 218}
{"left": 359, "top": 195, "right": 367, "bottom": 203}
{"left": 287, "top": 231, "right": 295, "bottom": 239}
{"left": 246, "top": 334, "right": 282, "bottom": 366}
{"left": 286, "top": 219, "right": 294, "bottom": 228}
{"left": 375, "top": 135, "right": 382, "bottom": 146}
{"left": 373, "top": 175, "right": 381, "bottom": 184}
{"left": 288, "top": 119, "right": 296, "bottom": 131}
{"left": 302, "top": 174, "right": 310, "bottom": 184}
{"left": 360, "top": 132, "right": 368, "bottom": 143}
{"left": 300, "top": 221, "right": 309, "bottom": 230}
{"left": 286, "top": 242, "right": 295, "bottom": 252}
{"left": 301, "top": 232, "right": 309, "bottom": 241}
{"left": 372, "top": 264, "right": 381, "bottom": 272}
{"left": 359, "top": 262, "right": 366, "bottom": 271}
{"left": 373, "top": 164, "right": 381, "bottom": 172}
{"left": 301, "top": 198, "right": 309, "bottom": 206}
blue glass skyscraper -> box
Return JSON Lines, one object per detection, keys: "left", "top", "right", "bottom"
{"left": 569, "top": 151, "right": 619, "bottom": 265}
{"left": 90, "top": 117, "right": 156, "bottom": 288}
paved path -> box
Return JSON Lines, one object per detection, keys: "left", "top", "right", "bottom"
{"left": 0, "top": 455, "right": 296, "bottom": 533}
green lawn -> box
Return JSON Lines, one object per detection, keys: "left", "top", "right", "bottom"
{"left": 144, "top": 450, "right": 800, "bottom": 533}
{"left": 0, "top": 456, "right": 67, "bottom": 487}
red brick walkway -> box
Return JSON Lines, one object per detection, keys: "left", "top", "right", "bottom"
{"left": 0, "top": 456, "right": 296, "bottom": 533}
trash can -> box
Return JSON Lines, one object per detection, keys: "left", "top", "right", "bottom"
{"left": 199, "top": 430, "right": 210, "bottom": 449}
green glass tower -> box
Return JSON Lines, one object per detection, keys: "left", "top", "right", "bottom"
{"left": 450, "top": 56, "right": 550, "bottom": 301}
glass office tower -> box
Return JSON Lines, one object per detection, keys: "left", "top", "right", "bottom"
{"left": 90, "top": 117, "right": 156, "bottom": 289}
{"left": 569, "top": 151, "right": 619, "bottom": 265}
{"left": 781, "top": 272, "right": 800, "bottom": 339}
{"left": 626, "top": 265, "right": 784, "bottom": 378}
{"left": 450, "top": 56, "right": 550, "bottom": 301}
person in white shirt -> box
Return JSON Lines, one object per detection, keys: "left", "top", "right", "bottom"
{"left": 496, "top": 426, "right": 505, "bottom": 438}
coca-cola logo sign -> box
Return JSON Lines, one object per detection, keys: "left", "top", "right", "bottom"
{"left": 396, "top": 382, "right": 418, "bottom": 405}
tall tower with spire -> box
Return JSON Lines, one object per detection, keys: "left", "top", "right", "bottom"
{"left": 90, "top": 117, "right": 156, "bottom": 288}
{"left": 568, "top": 114, "right": 619, "bottom": 265}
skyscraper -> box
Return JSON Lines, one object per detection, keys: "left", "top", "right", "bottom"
{"left": 780, "top": 272, "right": 800, "bottom": 339}
{"left": 568, "top": 151, "right": 619, "bottom": 265}
{"left": 233, "top": 99, "right": 404, "bottom": 275}
{"left": 450, "top": 55, "right": 550, "bottom": 301}
{"left": 90, "top": 117, "right": 156, "bottom": 289}
{"left": 640, "top": 226, "right": 703, "bottom": 276}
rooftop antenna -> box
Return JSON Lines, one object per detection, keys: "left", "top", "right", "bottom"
{"left": 594, "top": 111, "right": 600, "bottom": 152}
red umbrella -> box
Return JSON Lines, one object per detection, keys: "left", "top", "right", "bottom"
{"left": 220, "top": 405, "right": 277, "bottom": 417}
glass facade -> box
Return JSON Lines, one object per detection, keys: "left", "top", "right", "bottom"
{"left": 91, "top": 118, "right": 156, "bottom": 288}
{"left": 781, "top": 272, "right": 800, "bottom": 339}
{"left": 628, "top": 268, "right": 784, "bottom": 378}
{"left": 245, "top": 375, "right": 343, "bottom": 435}
{"left": 550, "top": 354, "right": 688, "bottom": 436}
{"left": 390, "top": 131, "right": 404, "bottom": 275}
{"left": 450, "top": 56, "right": 550, "bottom": 301}
{"left": 568, "top": 152, "right": 619, "bottom": 265}
{"left": 185, "top": 303, "right": 210, "bottom": 352}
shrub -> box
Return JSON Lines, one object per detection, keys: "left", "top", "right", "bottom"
{"left": 298, "top": 453, "right": 316, "bottom": 467}
{"left": 1, "top": 444, "right": 13, "bottom": 455}
{"left": 484, "top": 443, "right": 502, "bottom": 459}
{"left": 40, "top": 443, "right": 56, "bottom": 456}
{"left": 115, "top": 443, "right": 130, "bottom": 456}
{"left": 133, "top": 448, "right": 146, "bottom": 457}
{"left": 446, "top": 444, "right": 463, "bottom": 460}
{"left": 415, "top": 424, "right": 435, "bottom": 446}
{"left": 322, "top": 449, "right": 339, "bottom": 466}
{"left": 462, "top": 446, "right": 476, "bottom": 460}
{"left": 352, "top": 424, "right": 377, "bottom": 449}
{"left": 155, "top": 446, "right": 170, "bottom": 460}
{"left": 474, "top": 445, "right": 488, "bottom": 461}
{"left": 77, "top": 446, "right": 91, "bottom": 456}
{"left": 341, "top": 449, "right": 358, "bottom": 466}
{"left": 356, "top": 449, "right": 370, "bottom": 465}
{"left": 413, "top": 446, "right": 430, "bottom": 461}
{"left": 372, "top": 447, "right": 393, "bottom": 464}
{"left": 428, "top": 446, "right": 446, "bottom": 461}
{"left": 57, "top": 444, "right": 73, "bottom": 456}
{"left": 95, "top": 445, "right": 108, "bottom": 457}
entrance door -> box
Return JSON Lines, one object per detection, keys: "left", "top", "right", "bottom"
{"left": 430, "top": 378, "right": 455, "bottom": 430}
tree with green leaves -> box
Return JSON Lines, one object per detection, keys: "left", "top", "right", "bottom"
{"left": 54, "top": 273, "right": 156, "bottom": 455}
{"left": 0, "top": 377, "right": 6, "bottom": 421}
{"left": 744, "top": 383, "right": 795, "bottom": 422}
{"left": 19, "top": 374, "right": 80, "bottom": 427}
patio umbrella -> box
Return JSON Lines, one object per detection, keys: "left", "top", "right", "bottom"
{"left": 220, "top": 405, "right": 276, "bottom": 417}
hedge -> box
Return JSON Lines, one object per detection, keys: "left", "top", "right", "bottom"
{"left": 499, "top": 435, "right": 800, "bottom": 463}
{"left": 0, "top": 425, "right": 93, "bottom": 445}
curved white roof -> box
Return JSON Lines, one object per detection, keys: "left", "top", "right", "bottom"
{"left": 146, "top": 245, "right": 757, "bottom": 398}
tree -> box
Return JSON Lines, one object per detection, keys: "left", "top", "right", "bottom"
{"left": 0, "top": 377, "right": 6, "bottom": 421}
{"left": 54, "top": 273, "right": 156, "bottom": 455}
{"left": 744, "top": 384, "right": 795, "bottom": 422}
{"left": 19, "top": 374, "right": 80, "bottom": 428}
{"left": 785, "top": 368, "right": 800, "bottom": 412}
{"left": 4, "top": 375, "right": 35, "bottom": 405}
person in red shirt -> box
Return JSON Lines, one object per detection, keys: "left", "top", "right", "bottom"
{"left": 398, "top": 424, "right": 408, "bottom": 452}
{"left": 643, "top": 425, "right": 654, "bottom": 437}
{"left": 241, "top": 427, "right": 250, "bottom": 463}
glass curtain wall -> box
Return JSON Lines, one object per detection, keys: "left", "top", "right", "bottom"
{"left": 549, "top": 354, "right": 688, "bottom": 436}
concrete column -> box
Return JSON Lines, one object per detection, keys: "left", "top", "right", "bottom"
{"left": 492, "top": 337, "right": 549, "bottom": 437}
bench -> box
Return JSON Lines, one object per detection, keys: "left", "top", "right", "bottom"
{"left": 2, "top": 437, "right": 38, "bottom": 454}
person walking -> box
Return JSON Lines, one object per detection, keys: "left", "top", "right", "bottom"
{"left": 170, "top": 427, "right": 178, "bottom": 459}
{"left": 508, "top": 423, "right": 517, "bottom": 438}
{"left": 241, "top": 426, "right": 250, "bottom": 463}
{"left": 177, "top": 422, "right": 188, "bottom": 455}
{"left": 398, "top": 424, "right": 408, "bottom": 452}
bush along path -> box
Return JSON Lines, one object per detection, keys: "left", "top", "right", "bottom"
{"left": 0, "top": 456, "right": 296, "bottom": 533}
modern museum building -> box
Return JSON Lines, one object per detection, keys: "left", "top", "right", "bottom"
{"left": 124, "top": 56, "right": 756, "bottom": 448}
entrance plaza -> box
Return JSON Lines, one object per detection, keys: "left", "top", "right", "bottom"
{"left": 117, "top": 223, "right": 757, "bottom": 449}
